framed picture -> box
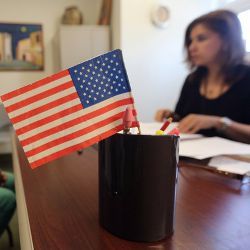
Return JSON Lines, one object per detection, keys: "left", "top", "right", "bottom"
{"left": 0, "top": 22, "right": 44, "bottom": 71}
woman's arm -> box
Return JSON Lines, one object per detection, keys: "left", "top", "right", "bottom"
{"left": 178, "top": 114, "right": 250, "bottom": 144}
{"left": 154, "top": 109, "right": 180, "bottom": 122}
{"left": 221, "top": 120, "right": 250, "bottom": 144}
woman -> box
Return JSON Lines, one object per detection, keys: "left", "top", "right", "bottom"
{"left": 0, "top": 170, "right": 16, "bottom": 237}
{"left": 155, "top": 10, "right": 250, "bottom": 143}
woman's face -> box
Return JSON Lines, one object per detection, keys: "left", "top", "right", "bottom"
{"left": 188, "top": 24, "right": 224, "bottom": 67}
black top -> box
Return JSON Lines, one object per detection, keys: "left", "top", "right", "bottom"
{"left": 175, "top": 64, "right": 250, "bottom": 137}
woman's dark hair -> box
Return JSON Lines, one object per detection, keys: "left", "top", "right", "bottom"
{"left": 184, "top": 10, "right": 246, "bottom": 83}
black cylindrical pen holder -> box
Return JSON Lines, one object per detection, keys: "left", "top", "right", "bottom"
{"left": 98, "top": 133, "right": 179, "bottom": 242}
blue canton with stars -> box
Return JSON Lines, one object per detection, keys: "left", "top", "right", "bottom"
{"left": 68, "top": 49, "right": 131, "bottom": 108}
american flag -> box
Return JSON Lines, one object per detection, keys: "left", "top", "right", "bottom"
{"left": 1, "top": 50, "right": 138, "bottom": 169}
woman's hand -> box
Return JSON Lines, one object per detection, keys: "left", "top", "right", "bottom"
{"left": 178, "top": 114, "right": 220, "bottom": 133}
{"left": 155, "top": 109, "right": 173, "bottom": 122}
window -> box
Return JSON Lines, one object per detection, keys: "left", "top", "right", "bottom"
{"left": 238, "top": 9, "right": 250, "bottom": 52}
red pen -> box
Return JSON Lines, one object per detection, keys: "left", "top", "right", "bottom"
{"left": 160, "top": 117, "right": 173, "bottom": 131}
{"left": 156, "top": 117, "right": 173, "bottom": 135}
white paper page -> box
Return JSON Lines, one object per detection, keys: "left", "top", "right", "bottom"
{"left": 139, "top": 122, "right": 203, "bottom": 140}
{"left": 208, "top": 156, "right": 250, "bottom": 175}
{"left": 179, "top": 137, "right": 250, "bottom": 159}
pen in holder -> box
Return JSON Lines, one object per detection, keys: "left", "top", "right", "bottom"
{"left": 98, "top": 133, "right": 179, "bottom": 242}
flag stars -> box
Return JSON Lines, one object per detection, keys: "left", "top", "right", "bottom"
{"left": 113, "top": 54, "right": 116, "bottom": 57}
{"left": 69, "top": 52, "right": 129, "bottom": 108}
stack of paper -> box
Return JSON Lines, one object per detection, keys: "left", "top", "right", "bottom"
{"left": 179, "top": 137, "right": 250, "bottom": 159}
{"left": 139, "top": 123, "right": 250, "bottom": 176}
{"left": 208, "top": 156, "right": 250, "bottom": 175}
{"left": 179, "top": 136, "right": 250, "bottom": 177}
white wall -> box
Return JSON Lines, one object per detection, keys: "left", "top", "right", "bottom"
{"left": 0, "top": 0, "right": 101, "bottom": 99}
{"left": 113, "top": 0, "right": 216, "bottom": 122}
{"left": 217, "top": 0, "right": 250, "bottom": 12}
{"left": 0, "top": 0, "right": 220, "bottom": 123}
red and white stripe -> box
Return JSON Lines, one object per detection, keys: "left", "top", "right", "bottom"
{"left": 1, "top": 70, "right": 135, "bottom": 168}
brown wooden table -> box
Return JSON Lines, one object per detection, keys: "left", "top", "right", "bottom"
{"left": 13, "top": 138, "right": 250, "bottom": 250}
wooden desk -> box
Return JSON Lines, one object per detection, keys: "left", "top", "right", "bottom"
{"left": 12, "top": 137, "right": 250, "bottom": 250}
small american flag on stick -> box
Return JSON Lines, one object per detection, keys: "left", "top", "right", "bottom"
{"left": 1, "top": 50, "right": 138, "bottom": 168}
